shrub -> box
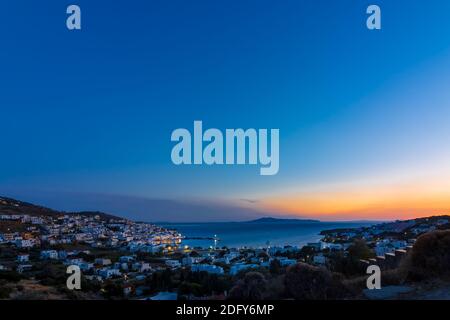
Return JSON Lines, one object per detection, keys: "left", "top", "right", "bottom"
{"left": 348, "top": 239, "right": 374, "bottom": 260}
{"left": 0, "top": 286, "right": 12, "bottom": 299}
{"left": 284, "top": 263, "right": 349, "bottom": 300}
{"left": 178, "top": 281, "right": 203, "bottom": 297}
{"left": 228, "top": 272, "right": 267, "bottom": 300}
{"left": 0, "top": 271, "right": 22, "bottom": 283}
{"left": 269, "top": 259, "right": 282, "bottom": 275}
{"left": 382, "top": 268, "right": 408, "bottom": 286}
{"left": 408, "top": 230, "right": 450, "bottom": 280}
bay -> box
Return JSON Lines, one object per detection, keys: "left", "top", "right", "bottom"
{"left": 160, "top": 220, "right": 377, "bottom": 248}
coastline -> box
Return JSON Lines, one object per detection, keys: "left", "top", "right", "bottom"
{"left": 160, "top": 220, "right": 377, "bottom": 249}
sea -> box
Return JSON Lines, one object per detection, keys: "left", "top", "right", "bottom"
{"left": 159, "top": 220, "right": 377, "bottom": 249}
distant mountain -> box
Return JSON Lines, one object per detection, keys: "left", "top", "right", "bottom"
{"left": 0, "top": 196, "right": 122, "bottom": 221}
{"left": 245, "top": 217, "right": 320, "bottom": 223}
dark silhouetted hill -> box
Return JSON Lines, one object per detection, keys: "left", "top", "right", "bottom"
{"left": 245, "top": 217, "right": 320, "bottom": 223}
{"left": 0, "top": 196, "right": 121, "bottom": 221}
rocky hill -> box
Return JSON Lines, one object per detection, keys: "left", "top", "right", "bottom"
{"left": 0, "top": 196, "right": 121, "bottom": 221}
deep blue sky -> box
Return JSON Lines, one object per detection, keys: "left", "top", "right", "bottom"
{"left": 2, "top": 1, "right": 450, "bottom": 221}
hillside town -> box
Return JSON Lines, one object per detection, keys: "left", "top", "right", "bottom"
{"left": 0, "top": 197, "right": 449, "bottom": 300}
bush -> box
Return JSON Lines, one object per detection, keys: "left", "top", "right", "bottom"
{"left": 36, "top": 263, "right": 66, "bottom": 286}
{"left": 0, "top": 271, "right": 23, "bottom": 283}
{"left": 178, "top": 281, "right": 203, "bottom": 297}
{"left": 382, "top": 268, "right": 408, "bottom": 286}
{"left": 0, "top": 286, "right": 12, "bottom": 299}
{"left": 269, "top": 259, "right": 282, "bottom": 275}
{"left": 178, "top": 271, "right": 231, "bottom": 297}
{"left": 327, "top": 251, "right": 366, "bottom": 276}
{"left": 284, "top": 263, "right": 349, "bottom": 300}
{"left": 327, "top": 240, "right": 374, "bottom": 276}
{"left": 102, "top": 281, "right": 123, "bottom": 299}
{"left": 348, "top": 239, "right": 374, "bottom": 260}
{"left": 228, "top": 272, "right": 267, "bottom": 300}
{"left": 408, "top": 230, "right": 450, "bottom": 280}
{"left": 264, "top": 275, "right": 286, "bottom": 299}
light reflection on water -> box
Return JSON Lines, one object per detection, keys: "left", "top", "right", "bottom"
{"left": 159, "top": 221, "right": 376, "bottom": 248}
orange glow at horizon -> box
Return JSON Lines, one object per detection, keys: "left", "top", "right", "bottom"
{"left": 257, "top": 178, "right": 450, "bottom": 221}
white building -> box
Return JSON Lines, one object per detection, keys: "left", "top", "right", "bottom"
{"left": 313, "top": 254, "right": 326, "bottom": 265}
{"left": 79, "top": 262, "right": 95, "bottom": 271}
{"left": 99, "top": 268, "right": 121, "bottom": 279}
{"left": 17, "top": 254, "right": 30, "bottom": 262}
{"left": 322, "top": 242, "right": 345, "bottom": 250}
{"left": 17, "top": 264, "right": 33, "bottom": 273}
{"left": 31, "top": 216, "right": 44, "bottom": 225}
{"left": 277, "top": 258, "right": 297, "bottom": 267}
{"left": 15, "top": 239, "right": 36, "bottom": 248}
{"left": 181, "top": 256, "right": 203, "bottom": 266}
{"left": 132, "top": 262, "right": 151, "bottom": 273}
{"left": 230, "top": 263, "right": 259, "bottom": 275}
{"left": 119, "top": 256, "right": 135, "bottom": 263}
{"left": 95, "top": 258, "right": 112, "bottom": 266}
{"left": 40, "top": 250, "right": 59, "bottom": 260}
{"left": 66, "top": 257, "right": 84, "bottom": 265}
{"left": 165, "top": 259, "right": 181, "bottom": 268}
{"left": 191, "top": 264, "right": 224, "bottom": 275}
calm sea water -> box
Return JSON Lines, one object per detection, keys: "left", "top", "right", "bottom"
{"left": 160, "top": 221, "right": 376, "bottom": 248}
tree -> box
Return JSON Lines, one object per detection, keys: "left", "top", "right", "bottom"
{"left": 408, "top": 230, "right": 450, "bottom": 280}
{"left": 178, "top": 281, "right": 203, "bottom": 297}
{"left": 269, "top": 259, "right": 282, "bottom": 275}
{"left": 258, "top": 252, "right": 270, "bottom": 260}
{"left": 300, "top": 245, "right": 317, "bottom": 256}
{"left": 228, "top": 272, "right": 267, "bottom": 300}
{"left": 0, "top": 271, "right": 22, "bottom": 283}
{"left": 348, "top": 239, "right": 374, "bottom": 260}
{"left": 37, "top": 263, "right": 67, "bottom": 286}
{"left": 148, "top": 268, "right": 174, "bottom": 291}
{"left": 190, "top": 250, "right": 200, "bottom": 257}
{"left": 102, "top": 281, "right": 123, "bottom": 298}
{"left": 0, "top": 285, "right": 12, "bottom": 299}
{"left": 327, "top": 249, "right": 367, "bottom": 276}
{"left": 284, "top": 263, "right": 348, "bottom": 300}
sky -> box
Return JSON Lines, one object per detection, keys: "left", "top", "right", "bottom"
{"left": 2, "top": 1, "right": 450, "bottom": 221}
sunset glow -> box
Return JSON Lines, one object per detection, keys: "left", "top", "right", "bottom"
{"left": 262, "top": 188, "right": 450, "bottom": 221}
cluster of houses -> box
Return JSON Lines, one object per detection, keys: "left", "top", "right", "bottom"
{"left": 165, "top": 246, "right": 299, "bottom": 276}
{"left": 314, "top": 216, "right": 450, "bottom": 269}
{"left": 0, "top": 213, "right": 182, "bottom": 249}
{"left": 0, "top": 213, "right": 182, "bottom": 281}
{"left": 1, "top": 209, "right": 449, "bottom": 299}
